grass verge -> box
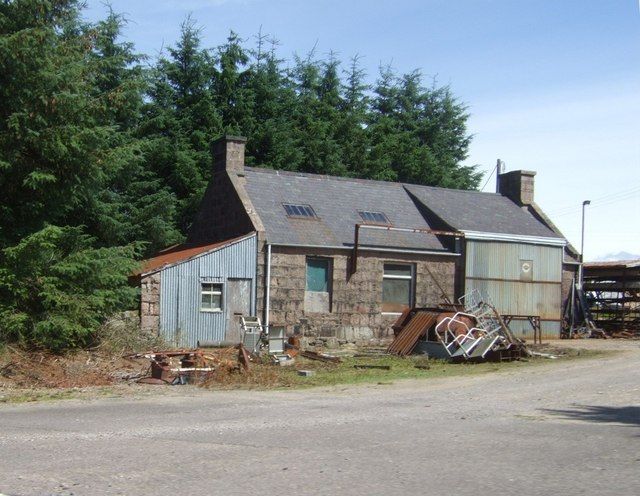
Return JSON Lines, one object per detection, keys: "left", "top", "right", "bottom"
{"left": 200, "top": 347, "right": 612, "bottom": 390}
{"left": 0, "top": 346, "right": 613, "bottom": 403}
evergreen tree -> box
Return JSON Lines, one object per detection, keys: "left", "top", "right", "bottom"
{"left": 0, "top": 0, "right": 142, "bottom": 349}
{"left": 139, "top": 17, "right": 222, "bottom": 234}
{"left": 244, "top": 33, "right": 302, "bottom": 170}
{"left": 338, "top": 55, "right": 371, "bottom": 177}
{"left": 87, "top": 8, "right": 182, "bottom": 253}
{"left": 0, "top": 226, "right": 138, "bottom": 351}
{"left": 214, "top": 31, "right": 254, "bottom": 134}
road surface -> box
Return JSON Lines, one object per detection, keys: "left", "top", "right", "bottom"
{"left": 1, "top": 343, "right": 639, "bottom": 495}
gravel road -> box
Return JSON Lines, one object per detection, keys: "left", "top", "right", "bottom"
{"left": 1, "top": 343, "right": 639, "bottom": 496}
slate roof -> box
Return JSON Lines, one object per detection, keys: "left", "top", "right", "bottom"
{"left": 243, "top": 167, "right": 447, "bottom": 251}
{"left": 404, "top": 185, "right": 561, "bottom": 238}
{"left": 242, "top": 167, "right": 562, "bottom": 250}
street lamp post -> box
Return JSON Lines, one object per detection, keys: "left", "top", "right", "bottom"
{"left": 579, "top": 200, "right": 591, "bottom": 288}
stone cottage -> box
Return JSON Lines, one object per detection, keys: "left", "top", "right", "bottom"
{"left": 137, "top": 135, "right": 578, "bottom": 346}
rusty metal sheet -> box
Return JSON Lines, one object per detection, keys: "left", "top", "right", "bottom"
{"left": 387, "top": 311, "right": 438, "bottom": 356}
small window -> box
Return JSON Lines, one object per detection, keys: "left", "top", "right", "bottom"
{"left": 201, "top": 283, "right": 223, "bottom": 312}
{"left": 306, "top": 258, "right": 330, "bottom": 292}
{"left": 284, "top": 203, "right": 317, "bottom": 218}
{"left": 359, "top": 211, "right": 390, "bottom": 224}
{"left": 520, "top": 260, "right": 533, "bottom": 281}
{"left": 382, "top": 263, "right": 414, "bottom": 313}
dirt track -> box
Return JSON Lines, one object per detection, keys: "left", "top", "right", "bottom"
{"left": 1, "top": 341, "right": 639, "bottom": 496}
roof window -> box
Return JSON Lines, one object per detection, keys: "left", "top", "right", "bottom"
{"left": 284, "top": 203, "right": 317, "bottom": 218}
{"left": 359, "top": 211, "right": 390, "bottom": 224}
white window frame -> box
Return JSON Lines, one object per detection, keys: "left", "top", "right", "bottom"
{"left": 200, "top": 282, "right": 223, "bottom": 312}
{"left": 382, "top": 263, "right": 415, "bottom": 315}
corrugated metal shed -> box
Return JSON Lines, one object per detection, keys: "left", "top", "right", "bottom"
{"left": 465, "top": 240, "right": 563, "bottom": 339}
{"left": 158, "top": 234, "right": 257, "bottom": 346}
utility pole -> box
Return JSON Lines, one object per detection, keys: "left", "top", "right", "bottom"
{"left": 579, "top": 200, "right": 591, "bottom": 288}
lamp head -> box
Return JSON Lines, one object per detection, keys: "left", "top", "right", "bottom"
{"left": 583, "top": 200, "right": 591, "bottom": 206}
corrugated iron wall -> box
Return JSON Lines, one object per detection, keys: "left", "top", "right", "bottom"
{"left": 159, "top": 235, "right": 257, "bottom": 346}
{"left": 465, "top": 240, "right": 562, "bottom": 338}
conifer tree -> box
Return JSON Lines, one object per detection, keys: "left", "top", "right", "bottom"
{"left": 139, "top": 17, "right": 222, "bottom": 233}
{"left": 0, "top": 0, "right": 141, "bottom": 349}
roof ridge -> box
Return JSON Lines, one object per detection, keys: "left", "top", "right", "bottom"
{"left": 244, "top": 165, "right": 497, "bottom": 195}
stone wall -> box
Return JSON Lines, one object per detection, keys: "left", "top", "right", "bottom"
{"left": 187, "top": 171, "right": 257, "bottom": 245}
{"left": 140, "top": 272, "right": 160, "bottom": 333}
{"left": 561, "top": 264, "right": 578, "bottom": 308}
{"left": 257, "top": 245, "right": 457, "bottom": 341}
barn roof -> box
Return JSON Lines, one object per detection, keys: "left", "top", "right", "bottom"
{"left": 137, "top": 233, "right": 255, "bottom": 276}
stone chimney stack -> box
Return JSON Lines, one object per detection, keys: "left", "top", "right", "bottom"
{"left": 497, "top": 169, "right": 536, "bottom": 206}
{"left": 212, "top": 135, "right": 247, "bottom": 175}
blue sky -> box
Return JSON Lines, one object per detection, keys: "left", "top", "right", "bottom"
{"left": 84, "top": 0, "right": 640, "bottom": 260}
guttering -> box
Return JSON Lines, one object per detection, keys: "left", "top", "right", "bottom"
{"left": 462, "top": 230, "right": 567, "bottom": 247}
{"left": 268, "top": 243, "right": 459, "bottom": 257}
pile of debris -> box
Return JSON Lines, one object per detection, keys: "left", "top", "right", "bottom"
{"left": 127, "top": 314, "right": 345, "bottom": 385}
{"left": 387, "top": 291, "right": 528, "bottom": 362}
{"left": 126, "top": 348, "right": 241, "bottom": 385}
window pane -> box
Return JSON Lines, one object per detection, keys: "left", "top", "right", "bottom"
{"left": 306, "top": 259, "right": 329, "bottom": 292}
{"left": 284, "top": 204, "right": 317, "bottom": 218}
{"left": 373, "top": 212, "right": 386, "bottom": 223}
{"left": 384, "top": 264, "right": 411, "bottom": 277}
{"left": 382, "top": 278, "right": 411, "bottom": 313}
{"left": 359, "top": 211, "right": 389, "bottom": 224}
{"left": 201, "top": 292, "right": 212, "bottom": 308}
{"left": 211, "top": 293, "right": 222, "bottom": 310}
{"left": 201, "top": 283, "right": 222, "bottom": 310}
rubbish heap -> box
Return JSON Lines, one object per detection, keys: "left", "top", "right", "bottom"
{"left": 387, "top": 290, "right": 528, "bottom": 362}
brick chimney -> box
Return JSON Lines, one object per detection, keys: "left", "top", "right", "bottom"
{"left": 212, "top": 135, "right": 247, "bottom": 175}
{"left": 497, "top": 169, "right": 536, "bottom": 206}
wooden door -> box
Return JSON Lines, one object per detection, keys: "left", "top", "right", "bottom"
{"left": 225, "top": 279, "right": 252, "bottom": 342}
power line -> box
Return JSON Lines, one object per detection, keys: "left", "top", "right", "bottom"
{"left": 545, "top": 184, "right": 640, "bottom": 216}
{"left": 480, "top": 159, "right": 500, "bottom": 192}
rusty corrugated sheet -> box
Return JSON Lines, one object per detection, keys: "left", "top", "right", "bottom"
{"left": 387, "top": 311, "right": 438, "bottom": 356}
{"left": 137, "top": 233, "right": 254, "bottom": 275}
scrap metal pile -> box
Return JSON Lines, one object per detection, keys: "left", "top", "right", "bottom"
{"left": 579, "top": 260, "right": 640, "bottom": 338}
{"left": 387, "top": 290, "right": 528, "bottom": 362}
{"left": 126, "top": 348, "right": 243, "bottom": 385}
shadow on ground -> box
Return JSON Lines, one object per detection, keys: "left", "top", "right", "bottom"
{"left": 542, "top": 405, "right": 640, "bottom": 427}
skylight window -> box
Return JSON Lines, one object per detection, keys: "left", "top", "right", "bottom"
{"left": 359, "top": 211, "right": 390, "bottom": 224}
{"left": 284, "top": 203, "right": 317, "bottom": 218}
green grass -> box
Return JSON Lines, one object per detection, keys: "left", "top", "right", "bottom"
{"left": 0, "top": 386, "right": 124, "bottom": 403}
{"left": 0, "top": 347, "right": 615, "bottom": 403}
{"left": 276, "top": 355, "right": 522, "bottom": 388}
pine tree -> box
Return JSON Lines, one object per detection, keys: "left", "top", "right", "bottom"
{"left": 0, "top": 0, "right": 142, "bottom": 349}
{"left": 139, "top": 17, "right": 222, "bottom": 234}
{"left": 86, "top": 8, "right": 182, "bottom": 253}
{"left": 244, "top": 33, "right": 302, "bottom": 170}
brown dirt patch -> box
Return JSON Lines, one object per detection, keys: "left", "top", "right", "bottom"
{"left": 0, "top": 347, "right": 148, "bottom": 389}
